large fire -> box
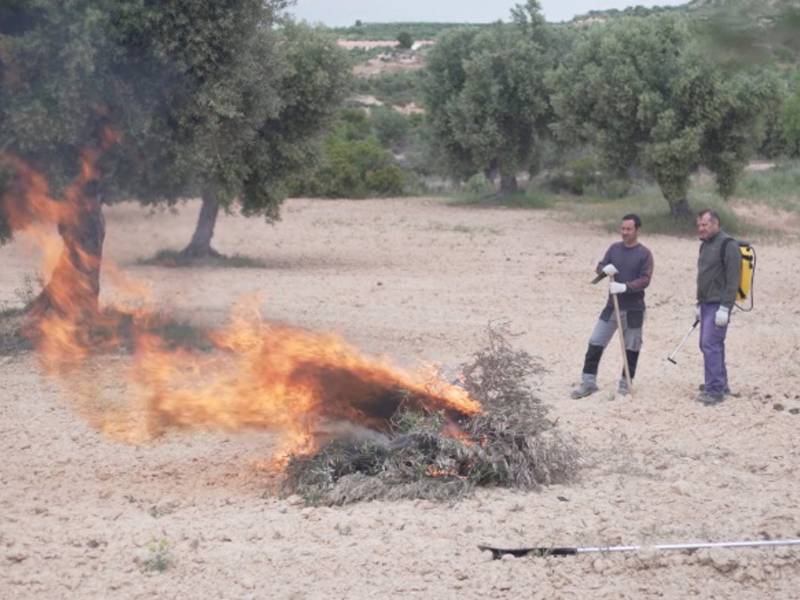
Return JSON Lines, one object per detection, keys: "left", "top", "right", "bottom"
{"left": 0, "top": 142, "right": 480, "bottom": 460}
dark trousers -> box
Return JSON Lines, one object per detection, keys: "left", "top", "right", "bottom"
{"left": 699, "top": 302, "right": 729, "bottom": 395}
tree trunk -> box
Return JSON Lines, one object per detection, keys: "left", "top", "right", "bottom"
{"left": 484, "top": 159, "right": 499, "bottom": 183}
{"left": 180, "top": 190, "right": 221, "bottom": 258}
{"left": 500, "top": 174, "right": 518, "bottom": 195}
{"left": 668, "top": 197, "right": 692, "bottom": 220}
{"left": 28, "top": 192, "right": 105, "bottom": 322}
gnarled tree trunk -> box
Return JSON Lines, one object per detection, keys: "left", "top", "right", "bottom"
{"left": 484, "top": 158, "right": 499, "bottom": 184}
{"left": 499, "top": 174, "right": 518, "bottom": 195}
{"left": 657, "top": 174, "right": 692, "bottom": 220}
{"left": 668, "top": 197, "right": 692, "bottom": 220}
{"left": 28, "top": 192, "right": 105, "bottom": 322}
{"left": 180, "top": 189, "right": 220, "bottom": 258}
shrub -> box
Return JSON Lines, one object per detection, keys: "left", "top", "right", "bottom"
{"left": 545, "top": 154, "right": 634, "bottom": 198}
{"left": 138, "top": 538, "right": 173, "bottom": 573}
{"left": 463, "top": 173, "right": 495, "bottom": 197}
{"left": 544, "top": 155, "right": 603, "bottom": 195}
{"left": 364, "top": 165, "right": 405, "bottom": 195}
{"left": 353, "top": 71, "right": 421, "bottom": 106}
{"left": 334, "top": 107, "right": 373, "bottom": 141}
{"left": 397, "top": 31, "right": 413, "bottom": 50}
{"left": 585, "top": 178, "right": 632, "bottom": 199}
{"left": 371, "top": 107, "right": 410, "bottom": 150}
{"left": 297, "top": 136, "right": 404, "bottom": 198}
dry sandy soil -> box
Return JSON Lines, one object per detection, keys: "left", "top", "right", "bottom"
{"left": 2, "top": 197, "right": 800, "bottom": 598}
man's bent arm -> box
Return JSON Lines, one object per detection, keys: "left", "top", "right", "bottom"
{"left": 596, "top": 246, "right": 613, "bottom": 275}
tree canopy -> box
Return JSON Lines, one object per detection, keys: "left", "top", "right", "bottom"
{"left": 104, "top": 4, "right": 351, "bottom": 257}
{"left": 779, "top": 74, "right": 800, "bottom": 157}
{"left": 1, "top": 0, "right": 132, "bottom": 206}
{"left": 548, "top": 16, "right": 779, "bottom": 216}
{"left": 1, "top": 0, "right": 351, "bottom": 321}
{"left": 422, "top": 1, "right": 553, "bottom": 193}
{"left": 396, "top": 31, "right": 413, "bottom": 50}
{"left": 1, "top": 1, "right": 351, "bottom": 260}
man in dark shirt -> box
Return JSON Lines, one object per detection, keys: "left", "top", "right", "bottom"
{"left": 571, "top": 214, "right": 655, "bottom": 398}
{"left": 695, "top": 209, "right": 741, "bottom": 405}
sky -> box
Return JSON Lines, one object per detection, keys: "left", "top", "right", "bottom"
{"left": 288, "top": 0, "right": 688, "bottom": 27}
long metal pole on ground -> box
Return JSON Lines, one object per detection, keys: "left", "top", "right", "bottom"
{"left": 610, "top": 274, "right": 633, "bottom": 393}
{"left": 479, "top": 538, "right": 800, "bottom": 559}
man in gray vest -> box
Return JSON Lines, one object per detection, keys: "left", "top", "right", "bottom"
{"left": 571, "top": 214, "right": 654, "bottom": 398}
{"left": 695, "top": 209, "right": 741, "bottom": 406}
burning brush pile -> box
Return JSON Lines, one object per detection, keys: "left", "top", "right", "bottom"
{"left": 1, "top": 145, "right": 577, "bottom": 505}
{"left": 283, "top": 325, "right": 579, "bottom": 505}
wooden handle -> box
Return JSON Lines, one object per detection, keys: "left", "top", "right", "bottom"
{"left": 610, "top": 274, "right": 633, "bottom": 394}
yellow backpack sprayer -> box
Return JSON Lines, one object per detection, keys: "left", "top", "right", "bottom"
{"left": 724, "top": 238, "right": 756, "bottom": 312}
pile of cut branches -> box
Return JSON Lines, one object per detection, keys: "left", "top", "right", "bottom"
{"left": 283, "top": 323, "right": 579, "bottom": 505}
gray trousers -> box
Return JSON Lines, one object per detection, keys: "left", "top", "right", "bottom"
{"left": 589, "top": 310, "right": 643, "bottom": 352}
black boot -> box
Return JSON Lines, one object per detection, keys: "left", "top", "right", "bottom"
{"left": 618, "top": 350, "right": 639, "bottom": 395}
{"left": 582, "top": 344, "right": 604, "bottom": 376}
{"left": 624, "top": 350, "right": 639, "bottom": 379}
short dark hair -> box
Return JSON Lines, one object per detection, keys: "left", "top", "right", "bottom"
{"left": 622, "top": 213, "right": 641, "bottom": 229}
{"left": 697, "top": 208, "right": 721, "bottom": 224}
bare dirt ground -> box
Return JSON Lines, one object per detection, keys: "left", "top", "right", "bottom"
{"left": 2, "top": 197, "right": 800, "bottom": 598}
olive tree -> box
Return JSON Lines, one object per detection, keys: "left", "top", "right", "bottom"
{"left": 105, "top": 7, "right": 350, "bottom": 259}
{"left": 549, "top": 16, "right": 779, "bottom": 217}
{"left": 397, "top": 31, "right": 413, "bottom": 50}
{"left": 0, "top": 0, "right": 149, "bottom": 316}
{"left": 422, "top": 1, "right": 552, "bottom": 193}
{"left": 1, "top": 1, "right": 349, "bottom": 322}
{"left": 174, "top": 22, "right": 351, "bottom": 258}
{"left": 779, "top": 75, "right": 800, "bottom": 157}
{"left": 2, "top": 1, "right": 351, "bottom": 314}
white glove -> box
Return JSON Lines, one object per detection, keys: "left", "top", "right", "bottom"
{"left": 609, "top": 281, "right": 626, "bottom": 295}
{"left": 695, "top": 305, "right": 701, "bottom": 321}
{"left": 602, "top": 264, "right": 618, "bottom": 276}
{"left": 714, "top": 306, "right": 730, "bottom": 327}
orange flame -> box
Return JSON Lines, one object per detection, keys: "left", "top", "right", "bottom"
{"left": 425, "top": 466, "right": 464, "bottom": 479}
{"left": 2, "top": 145, "right": 106, "bottom": 364}
{"left": 137, "top": 299, "right": 479, "bottom": 449}
{"left": 1, "top": 143, "right": 481, "bottom": 460}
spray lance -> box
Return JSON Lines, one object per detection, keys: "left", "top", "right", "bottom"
{"left": 666, "top": 318, "right": 699, "bottom": 365}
